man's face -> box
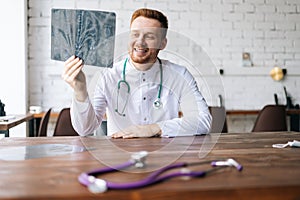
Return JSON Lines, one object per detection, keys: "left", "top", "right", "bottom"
{"left": 129, "top": 16, "right": 167, "bottom": 65}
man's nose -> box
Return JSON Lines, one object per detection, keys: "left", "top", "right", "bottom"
{"left": 135, "top": 34, "right": 146, "bottom": 44}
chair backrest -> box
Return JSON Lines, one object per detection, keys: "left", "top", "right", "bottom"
{"left": 209, "top": 106, "right": 228, "bottom": 133}
{"left": 252, "top": 105, "right": 287, "bottom": 132}
{"left": 53, "top": 108, "right": 78, "bottom": 136}
{"left": 37, "top": 108, "right": 52, "bottom": 137}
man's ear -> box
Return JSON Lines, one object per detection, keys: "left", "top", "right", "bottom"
{"left": 159, "top": 38, "right": 167, "bottom": 50}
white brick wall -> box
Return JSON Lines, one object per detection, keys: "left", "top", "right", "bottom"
{"left": 27, "top": 0, "right": 300, "bottom": 133}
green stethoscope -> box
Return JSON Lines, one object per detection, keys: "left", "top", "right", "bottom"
{"left": 115, "top": 57, "right": 163, "bottom": 117}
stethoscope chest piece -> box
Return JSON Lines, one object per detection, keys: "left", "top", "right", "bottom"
{"left": 130, "top": 151, "right": 148, "bottom": 168}
{"left": 153, "top": 99, "right": 163, "bottom": 109}
{"left": 88, "top": 177, "right": 107, "bottom": 193}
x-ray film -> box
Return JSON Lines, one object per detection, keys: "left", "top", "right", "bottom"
{"left": 51, "top": 8, "right": 116, "bottom": 67}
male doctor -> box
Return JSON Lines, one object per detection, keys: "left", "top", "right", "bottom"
{"left": 62, "top": 8, "right": 212, "bottom": 138}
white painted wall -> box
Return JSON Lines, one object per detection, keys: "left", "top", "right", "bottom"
{"left": 0, "top": 1, "right": 27, "bottom": 137}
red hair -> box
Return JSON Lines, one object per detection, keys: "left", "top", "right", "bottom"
{"left": 130, "top": 8, "right": 168, "bottom": 38}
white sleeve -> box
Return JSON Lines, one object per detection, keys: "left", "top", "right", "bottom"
{"left": 70, "top": 69, "right": 109, "bottom": 136}
{"left": 70, "top": 96, "right": 100, "bottom": 136}
{"left": 157, "top": 68, "right": 212, "bottom": 137}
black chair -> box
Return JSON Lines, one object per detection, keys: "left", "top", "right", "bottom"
{"left": 100, "top": 121, "right": 107, "bottom": 135}
{"left": 53, "top": 108, "right": 78, "bottom": 136}
{"left": 209, "top": 106, "right": 228, "bottom": 133}
{"left": 179, "top": 107, "right": 227, "bottom": 133}
{"left": 37, "top": 108, "right": 52, "bottom": 137}
{"left": 252, "top": 105, "right": 287, "bottom": 132}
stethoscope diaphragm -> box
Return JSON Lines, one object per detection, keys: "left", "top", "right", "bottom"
{"left": 153, "top": 99, "right": 163, "bottom": 109}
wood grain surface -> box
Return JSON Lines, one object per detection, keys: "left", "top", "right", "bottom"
{"left": 0, "top": 132, "right": 299, "bottom": 200}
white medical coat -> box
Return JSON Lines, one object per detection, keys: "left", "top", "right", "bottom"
{"left": 71, "top": 58, "right": 212, "bottom": 137}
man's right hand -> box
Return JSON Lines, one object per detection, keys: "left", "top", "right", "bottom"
{"left": 62, "top": 55, "right": 88, "bottom": 102}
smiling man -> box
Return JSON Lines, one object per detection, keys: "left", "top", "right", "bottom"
{"left": 62, "top": 8, "right": 212, "bottom": 138}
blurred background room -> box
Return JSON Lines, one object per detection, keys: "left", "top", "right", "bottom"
{"left": 1, "top": 0, "right": 299, "bottom": 137}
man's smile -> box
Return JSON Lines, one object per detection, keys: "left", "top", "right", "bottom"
{"left": 134, "top": 47, "right": 149, "bottom": 53}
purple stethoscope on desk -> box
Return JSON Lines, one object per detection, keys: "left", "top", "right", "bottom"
{"left": 78, "top": 151, "right": 243, "bottom": 193}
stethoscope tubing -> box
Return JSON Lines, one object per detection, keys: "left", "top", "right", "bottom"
{"left": 78, "top": 160, "right": 227, "bottom": 191}
{"left": 115, "top": 57, "right": 163, "bottom": 116}
{"left": 78, "top": 160, "right": 134, "bottom": 186}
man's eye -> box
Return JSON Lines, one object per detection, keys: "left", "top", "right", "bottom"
{"left": 145, "top": 35, "right": 155, "bottom": 39}
{"left": 131, "top": 33, "right": 139, "bottom": 38}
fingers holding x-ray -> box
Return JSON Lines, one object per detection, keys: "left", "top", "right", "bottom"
{"left": 63, "top": 56, "right": 84, "bottom": 81}
{"left": 62, "top": 55, "right": 88, "bottom": 101}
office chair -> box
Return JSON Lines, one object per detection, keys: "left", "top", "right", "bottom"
{"left": 252, "top": 105, "right": 287, "bottom": 132}
{"left": 37, "top": 108, "right": 52, "bottom": 137}
{"left": 53, "top": 108, "right": 78, "bottom": 136}
{"left": 209, "top": 106, "right": 228, "bottom": 133}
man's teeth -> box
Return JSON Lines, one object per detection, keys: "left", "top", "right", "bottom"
{"left": 135, "top": 48, "right": 148, "bottom": 52}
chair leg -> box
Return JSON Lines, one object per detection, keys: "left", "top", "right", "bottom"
{"left": 0, "top": 130, "right": 9, "bottom": 137}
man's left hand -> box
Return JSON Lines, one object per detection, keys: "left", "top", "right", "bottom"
{"left": 111, "top": 124, "right": 162, "bottom": 138}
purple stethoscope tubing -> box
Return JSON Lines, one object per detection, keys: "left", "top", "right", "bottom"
{"left": 78, "top": 162, "right": 208, "bottom": 191}
{"left": 78, "top": 162, "right": 209, "bottom": 191}
{"left": 78, "top": 160, "right": 134, "bottom": 187}
{"left": 78, "top": 152, "right": 243, "bottom": 193}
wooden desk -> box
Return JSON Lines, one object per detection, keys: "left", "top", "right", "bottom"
{"left": 30, "top": 111, "right": 107, "bottom": 137}
{"left": 0, "top": 114, "right": 33, "bottom": 137}
{"left": 32, "top": 112, "right": 59, "bottom": 119}
{"left": 227, "top": 109, "right": 300, "bottom": 131}
{"left": 227, "top": 109, "right": 300, "bottom": 115}
{"left": 226, "top": 110, "right": 260, "bottom": 115}
{"left": 0, "top": 132, "right": 299, "bottom": 199}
